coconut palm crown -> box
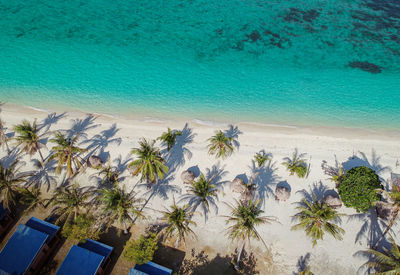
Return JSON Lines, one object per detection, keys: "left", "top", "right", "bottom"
{"left": 363, "top": 235, "right": 400, "bottom": 274}
{"left": 158, "top": 127, "right": 182, "bottom": 151}
{"left": 373, "top": 183, "right": 400, "bottom": 249}
{"left": 224, "top": 199, "right": 277, "bottom": 270}
{"left": 0, "top": 159, "right": 30, "bottom": 208}
{"left": 291, "top": 196, "right": 345, "bottom": 247}
{"left": 180, "top": 173, "right": 218, "bottom": 221}
{"left": 98, "top": 185, "right": 144, "bottom": 234}
{"left": 49, "top": 183, "right": 95, "bottom": 226}
{"left": 282, "top": 149, "right": 308, "bottom": 178}
{"left": 129, "top": 138, "right": 168, "bottom": 184}
{"left": 13, "top": 119, "right": 46, "bottom": 162}
{"left": 49, "top": 132, "right": 87, "bottom": 178}
{"left": 207, "top": 130, "right": 234, "bottom": 159}
{"left": 160, "top": 199, "right": 196, "bottom": 247}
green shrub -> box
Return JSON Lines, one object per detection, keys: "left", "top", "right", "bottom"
{"left": 62, "top": 214, "right": 101, "bottom": 243}
{"left": 123, "top": 232, "right": 159, "bottom": 265}
{"left": 338, "top": 166, "right": 382, "bottom": 212}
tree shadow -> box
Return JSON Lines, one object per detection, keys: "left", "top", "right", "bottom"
{"left": 38, "top": 112, "right": 67, "bottom": 132}
{"left": 276, "top": 180, "right": 291, "bottom": 192}
{"left": 0, "top": 147, "right": 21, "bottom": 168}
{"left": 342, "top": 150, "right": 391, "bottom": 175}
{"left": 347, "top": 208, "right": 385, "bottom": 248}
{"left": 179, "top": 249, "right": 259, "bottom": 275}
{"left": 224, "top": 124, "right": 242, "bottom": 150}
{"left": 164, "top": 123, "right": 196, "bottom": 174}
{"left": 296, "top": 181, "right": 328, "bottom": 202}
{"left": 153, "top": 243, "right": 186, "bottom": 272}
{"left": 249, "top": 160, "right": 280, "bottom": 208}
{"left": 293, "top": 252, "right": 311, "bottom": 275}
{"left": 81, "top": 123, "right": 121, "bottom": 159}
{"left": 99, "top": 226, "right": 131, "bottom": 274}
{"left": 27, "top": 158, "right": 57, "bottom": 191}
{"left": 66, "top": 114, "right": 99, "bottom": 139}
{"left": 187, "top": 165, "right": 201, "bottom": 177}
{"left": 205, "top": 162, "right": 230, "bottom": 189}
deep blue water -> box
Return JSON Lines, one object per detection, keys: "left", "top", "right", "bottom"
{"left": 0, "top": 0, "right": 399, "bottom": 129}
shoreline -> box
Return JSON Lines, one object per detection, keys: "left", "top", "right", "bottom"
{"left": 1, "top": 102, "right": 400, "bottom": 274}
{"left": 4, "top": 102, "right": 400, "bottom": 143}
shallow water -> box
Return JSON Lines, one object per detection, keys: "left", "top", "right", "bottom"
{"left": 0, "top": 0, "right": 399, "bottom": 129}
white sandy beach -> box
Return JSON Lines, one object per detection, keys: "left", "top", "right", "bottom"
{"left": 1, "top": 103, "right": 400, "bottom": 274}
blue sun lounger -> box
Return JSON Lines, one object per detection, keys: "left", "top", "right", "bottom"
{"left": 0, "top": 217, "right": 60, "bottom": 274}
{"left": 56, "top": 239, "right": 113, "bottom": 275}
{"left": 129, "top": 261, "right": 173, "bottom": 275}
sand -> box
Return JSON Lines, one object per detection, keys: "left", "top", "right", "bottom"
{"left": 1, "top": 103, "right": 400, "bottom": 274}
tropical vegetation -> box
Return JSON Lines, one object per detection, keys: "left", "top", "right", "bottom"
{"left": 363, "top": 235, "right": 400, "bottom": 274}
{"left": 282, "top": 149, "right": 308, "bottom": 178}
{"left": 338, "top": 166, "right": 382, "bottom": 213}
{"left": 224, "top": 199, "right": 277, "bottom": 270}
{"left": 129, "top": 138, "right": 168, "bottom": 185}
{"left": 158, "top": 127, "right": 182, "bottom": 151}
{"left": 13, "top": 119, "right": 46, "bottom": 162}
{"left": 207, "top": 130, "right": 234, "bottom": 159}
{"left": 0, "top": 159, "right": 30, "bottom": 208}
{"left": 123, "top": 232, "right": 159, "bottom": 265}
{"left": 291, "top": 196, "right": 345, "bottom": 247}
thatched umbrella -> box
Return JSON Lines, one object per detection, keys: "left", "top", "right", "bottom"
{"left": 181, "top": 170, "right": 195, "bottom": 184}
{"left": 87, "top": 155, "right": 103, "bottom": 168}
{"left": 231, "top": 178, "right": 246, "bottom": 193}
{"left": 240, "top": 189, "right": 252, "bottom": 204}
{"left": 275, "top": 186, "right": 290, "bottom": 202}
{"left": 323, "top": 194, "right": 342, "bottom": 209}
{"left": 375, "top": 201, "right": 395, "bottom": 221}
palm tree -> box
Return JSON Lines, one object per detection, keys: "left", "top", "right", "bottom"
{"left": 254, "top": 151, "right": 270, "bottom": 168}
{"left": 19, "top": 187, "right": 48, "bottom": 213}
{"left": 0, "top": 119, "right": 10, "bottom": 153}
{"left": 291, "top": 196, "right": 345, "bottom": 247}
{"left": 0, "top": 159, "right": 30, "bottom": 208}
{"left": 159, "top": 199, "right": 196, "bottom": 248}
{"left": 373, "top": 184, "right": 400, "bottom": 249}
{"left": 97, "top": 162, "right": 119, "bottom": 186}
{"left": 49, "top": 132, "right": 87, "bottom": 178}
{"left": 158, "top": 127, "right": 182, "bottom": 151}
{"left": 282, "top": 149, "right": 308, "bottom": 178}
{"left": 98, "top": 185, "right": 144, "bottom": 234}
{"left": 224, "top": 199, "right": 277, "bottom": 270}
{"left": 207, "top": 130, "right": 234, "bottom": 159}
{"left": 180, "top": 173, "right": 218, "bottom": 221}
{"left": 129, "top": 138, "right": 168, "bottom": 185}
{"left": 49, "top": 183, "right": 94, "bottom": 226}
{"left": 13, "top": 119, "right": 46, "bottom": 162}
{"left": 363, "top": 235, "right": 400, "bottom": 274}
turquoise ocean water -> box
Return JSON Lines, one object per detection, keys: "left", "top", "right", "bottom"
{"left": 0, "top": 0, "right": 399, "bottom": 129}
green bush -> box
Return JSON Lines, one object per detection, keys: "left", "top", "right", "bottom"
{"left": 62, "top": 214, "right": 101, "bottom": 243}
{"left": 338, "top": 166, "right": 382, "bottom": 212}
{"left": 123, "top": 232, "right": 159, "bottom": 265}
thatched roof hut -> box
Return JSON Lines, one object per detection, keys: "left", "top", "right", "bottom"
{"left": 275, "top": 186, "right": 290, "bottom": 202}
{"left": 181, "top": 170, "right": 195, "bottom": 184}
{"left": 231, "top": 178, "right": 246, "bottom": 193}
{"left": 375, "top": 201, "right": 395, "bottom": 221}
{"left": 240, "top": 189, "right": 252, "bottom": 203}
{"left": 87, "top": 155, "right": 103, "bottom": 168}
{"left": 323, "top": 194, "right": 342, "bottom": 209}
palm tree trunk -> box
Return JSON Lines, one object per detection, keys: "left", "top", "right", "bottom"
{"left": 123, "top": 221, "right": 128, "bottom": 235}
{"left": 38, "top": 148, "right": 45, "bottom": 163}
{"left": 5, "top": 140, "right": 10, "bottom": 154}
{"left": 235, "top": 240, "right": 246, "bottom": 271}
{"left": 373, "top": 209, "right": 399, "bottom": 249}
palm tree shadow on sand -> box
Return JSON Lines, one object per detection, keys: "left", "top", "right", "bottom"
{"left": 66, "top": 114, "right": 99, "bottom": 139}
{"left": 164, "top": 123, "right": 196, "bottom": 174}
{"left": 224, "top": 124, "right": 242, "bottom": 150}
{"left": 38, "top": 112, "right": 67, "bottom": 133}
{"left": 249, "top": 160, "right": 280, "bottom": 208}
{"left": 81, "top": 123, "right": 122, "bottom": 161}
{"left": 27, "top": 158, "right": 58, "bottom": 192}
{"left": 342, "top": 150, "right": 391, "bottom": 175}
{"left": 179, "top": 248, "right": 259, "bottom": 275}
{"left": 293, "top": 252, "right": 311, "bottom": 275}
